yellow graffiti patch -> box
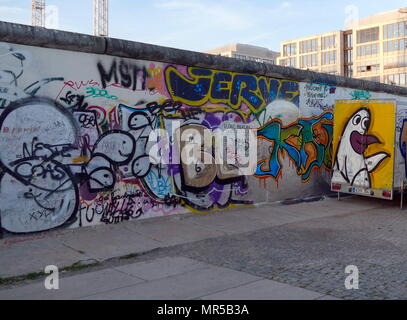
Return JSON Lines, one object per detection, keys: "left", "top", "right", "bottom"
{"left": 333, "top": 100, "right": 395, "bottom": 190}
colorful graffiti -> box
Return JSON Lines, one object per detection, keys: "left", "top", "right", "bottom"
{"left": 332, "top": 100, "right": 395, "bottom": 190}
{"left": 350, "top": 90, "right": 372, "bottom": 100}
{"left": 254, "top": 112, "right": 333, "bottom": 182}
{"left": 165, "top": 66, "right": 300, "bottom": 117}
{"left": 2, "top": 41, "right": 389, "bottom": 235}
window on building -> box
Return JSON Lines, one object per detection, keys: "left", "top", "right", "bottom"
{"left": 322, "top": 35, "right": 336, "bottom": 50}
{"left": 384, "top": 55, "right": 407, "bottom": 70}
{"left": 300, "top": 38, "right": 318, "bottom": 54}
{"left": 344, "top": 32, "right": 353, "bottom": 48}
{"left": 383, "top": 21, "right": 407, "bottom": 40}
{"left": 322, "top": 50, "right": 336, "bottom": 65}
{"left": 357, "top": 64, "right": 380, "bottom": 73}
{"left": 283, "top": 43, "right": 296, "bottom": 57}
{"left": 345, "top": 49, "right": 353, "bottom": 64}
{"left": 345, "top": 64, "right": 353, "bottom": 77}
{"left": 357, "top": 27, "right": 379, "bottom": 43}
{"left": 300, "top": 53, "right": 318, "bottom": 68}
{"left": 384, "top": 38, "right": 407, "bottom": 53}
{"left": 384, "top": 73, "right": 407, "bottom": 86}
{"left": 357, "top": 43, "right": 379, "bottom": 56}
{"left": 279, "top": 58, "right": 296, "bottom": 67}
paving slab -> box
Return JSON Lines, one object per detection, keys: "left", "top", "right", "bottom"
{"left": 280, "top": 198, "right": 384, "bottom": 217}
{"left": 114, "top": 257, "right": 209, "bottom": 281}
{"left": 123, "top": 218, "right": 227, "bottom": 246}
{"left": 55, "top": 225, "right": 162, "bottom": 261}
{"left": 81, "top": 263, "right": 260, "bottom": 300}
{"left": 199, "top": 279, "right": 325, "bottom": 300}
{"left": 227, "top": 206, "right": 321, "bottom": 226}
{"left": 0, "top": 268, "right": 144, "bottom": 300}
{"left": 0, "top": 196, "right": 389, "bottom": 280}
{"left": 184, "top": 209, "right": 282, "bottom": 235}
{"left": 0, "top": 238, "right": 87, "bottom": 278}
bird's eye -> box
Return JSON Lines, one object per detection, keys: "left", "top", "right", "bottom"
{"left": 352, "top": 115, "right": 361, "bottom": 126}
{"left": 361, "top": 117, "right": 370, "bottom": 130}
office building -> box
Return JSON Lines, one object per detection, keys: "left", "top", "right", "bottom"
{"left": 205, "top": 43, "right": 279, "bottom": 65}
{"left": 277, "top": 8, "right": 407, "bottom": 86}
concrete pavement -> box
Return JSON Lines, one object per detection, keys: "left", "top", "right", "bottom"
{"left": 0, "top": 194, "right": 365, "bottom": 278}
{"left": 0, "top": 194, "right": 400, "bottom": 299}
{"left": 0, "top": 256, "right": 337, "bottom": 300}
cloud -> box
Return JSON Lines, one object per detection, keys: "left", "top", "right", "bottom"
{"left": 280, "top": 1, "right": 292, "bottom": 8}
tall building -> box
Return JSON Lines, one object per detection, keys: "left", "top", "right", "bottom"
{"left": 205, "top": 43, "right": 279, "bottom": 65}
{"left": 347, "top": 8, "right": 407, "bottom": 85}
{"left": 277, "top": 31, "right": 344, "bottom": 76}
{"left": 277, "top": 8, "right": 407, "bottom": 86}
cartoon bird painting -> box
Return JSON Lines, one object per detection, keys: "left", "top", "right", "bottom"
{"left": 332, "top": 107, "right": 390, "bottom": 188}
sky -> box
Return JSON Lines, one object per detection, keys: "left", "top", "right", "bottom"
{"left": 0, "top": 0, "right": 406, "bottom": 52}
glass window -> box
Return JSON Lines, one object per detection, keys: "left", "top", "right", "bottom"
{"left": 384, "top": 22, "right": 407, "bottom": 39}
{"left": 384, "top": 39, "right": 407, "bottom": 53}
{"left": 322, "top": 35, "right": 336, "bottom": 50}
{"left": 389, "top": 74, "right": 395, "bottom": 84}
{"left": 344, "top": 64, "right": 353, "bottom": 77}
{"left": 400, "top": 73, "right": 406, "bottom": 86}
{"left": 345, "top": 49, "right": 353, "bottom": 64}
{"left": 344, "top": 33, "right": 353, "bottom": 48}
{"left": 300, "top": 39, "right": 318, "bottom": 54}
{"left": 357, "top": 27, "right": 379, "bottom": 43}
{"left": 357, "top": 43, "right": 379, "bottom": 56}
{"left": 322, "top": 50, "right": 336, "bottom": 65}
{"left": 300, "top": 53, "right": 318, "bottom": 68}
{"left": 283, "top": 43, "right": 296, "bottom": 57}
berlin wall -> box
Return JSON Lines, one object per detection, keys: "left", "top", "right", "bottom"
{"left": 0, "top": 21, "right": 407, "bottom": 235}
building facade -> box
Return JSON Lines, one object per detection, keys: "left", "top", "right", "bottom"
{"left": 205, "top": 43, "right": 279, "bottom": 65}
{"left": 348, "top": 8, "right": 407, "bottom": 85}
{"left": 277, "top": 8, "right": 407, "bottom": 86}
{"left": 277, "top": 31, "right": 344, "bottom": 76}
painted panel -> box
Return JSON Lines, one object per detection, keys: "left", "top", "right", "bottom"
{"left": 332, "top": 100, "right": 395, "bottom": 195}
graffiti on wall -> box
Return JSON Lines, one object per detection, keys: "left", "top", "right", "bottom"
{"left": 254, "top": 112, "right": 333, "bottom": 182}
{"left": 332, "top": 100, "right": 395, "bottom": 189}
{"left": 165, "top": 66, "right": 300, "bottom": 119}
{"left": 0, "top": 43, "right": 349, "bottom": 234}
{"left": 302, "top": 82, "right": 336, "bottom": 112}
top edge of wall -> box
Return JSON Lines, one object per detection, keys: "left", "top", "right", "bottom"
{"left": 1, "top": 21, "right": 407, "bottom": 97}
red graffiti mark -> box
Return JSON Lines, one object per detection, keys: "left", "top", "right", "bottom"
{"left": 87, "top": 105, "right": 107, "bottom": 126}
{"left": 55, "top": 80, "right": 101, "bottom": 101}
{"left": 108, "top": 107, "right": 120, "bottom": 129}
{"left": 64, "top": 80, "right": 100, "bottom": 91}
